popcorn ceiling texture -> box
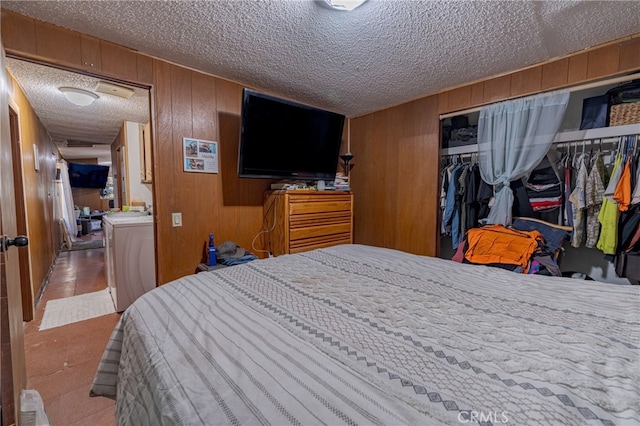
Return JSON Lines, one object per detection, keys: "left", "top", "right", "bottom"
{"left": 7, "top": 59, "right": 149, "bottom": 146}
{"left": 3, "top": 0, "right": 640, "bottom": 119}
{"left": 7, "top": 58, "right": 149, "bottom": 162}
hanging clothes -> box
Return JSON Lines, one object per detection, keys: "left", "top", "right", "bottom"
{"left": 441, "top": 161, "right": 460, "bottom": 235}
{"left": 457, "top": 165, "right": 470, "bottom": 240}
{"left": 618, "top": 204, "right": 640, "bottom": 252}
{"left": 443, "top": 163, "right": 464, "bottom": 248}
{"left": 464, "top": 163, "right": 482, "bottom": 232}
{"left": 477, "top": 178, "right": 493, "bottom": 220}
{"left": 569, "top": 154, "right": 588, "bottom": 247}
{"left": 597, "top": 154, "right": 622, "bottom": 255}
{"left": 625, "top": 218, "right": 640, "bottom": 253}
{"left": 524, "top": 157, "right": 563, "bottom": 223}
{"left": 632, "top": 156, "right": 640, "bottom": 205}
{"left": 604, "top": 147, "right": 624, "bottom": 201}
{"left": 585, "top": 152, "right": 607, "bottom": 248}
{"left": 613, "top": 147, "right": 633, "bottom": 212}
{"left": 440, "top": 166, "right": 450, "bottom": 235}
{"left": 563, "top": 155, "right": 574, "bottom": 229}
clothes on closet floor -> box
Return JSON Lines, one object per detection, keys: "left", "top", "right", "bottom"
{"left": 452, "top": 220, "right": 570, "bottom": 276}
{"left": 464, "top": 225, "right": 543, "bottom": 272}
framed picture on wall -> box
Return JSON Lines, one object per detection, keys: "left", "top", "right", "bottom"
{"left": 183, "top": 137, "right": 218, "bottom": 173}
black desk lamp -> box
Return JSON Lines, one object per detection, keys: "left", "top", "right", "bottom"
{"left": 340, "top": 152, "right": 354, "bottom": 177}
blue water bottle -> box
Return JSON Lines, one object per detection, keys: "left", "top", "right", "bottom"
{"left": 208, "top": 233, "right": 217, "bottom": 266}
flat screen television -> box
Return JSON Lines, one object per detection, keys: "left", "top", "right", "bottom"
{"left": 238, "top": 88, "right": 345, "bottom": 180}
{"left": 67, "top": 162, "right": 110, "bottom": 189}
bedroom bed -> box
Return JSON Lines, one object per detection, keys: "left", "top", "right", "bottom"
{"left": 91, "top": 244, "right": 640, "bottom": 425}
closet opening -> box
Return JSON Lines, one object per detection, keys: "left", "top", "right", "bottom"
{"left": 5, "top": 56, "right": 154, "bottom": 314}
{"left": 438, "top": 73, "right": 640, "bottom": 284}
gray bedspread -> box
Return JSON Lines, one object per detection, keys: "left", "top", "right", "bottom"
{"left": 91, "top": 244, "right": 640, "bottom": 425}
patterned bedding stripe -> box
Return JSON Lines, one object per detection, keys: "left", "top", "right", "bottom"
{"left": 91, "top": 244, "right": 640, "bottom": 425}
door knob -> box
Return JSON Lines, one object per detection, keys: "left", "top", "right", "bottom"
{"left": 1, "top": 235, "right": 29, "bottom": 252}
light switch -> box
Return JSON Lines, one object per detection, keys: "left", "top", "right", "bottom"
{"left": 172, "top": 212, "right": 182, "bottom": 227}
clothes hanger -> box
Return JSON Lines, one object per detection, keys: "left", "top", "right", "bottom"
{"left": 563, "top": 144, "right": 570, "bottom": 168}
{"left": 572, "top": 141, "right": 580, "bottom": 169}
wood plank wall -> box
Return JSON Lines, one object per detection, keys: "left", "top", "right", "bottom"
{"left": 349, "top": 97, "right": 440, "bottom": 255}
{"left": 351, "top": 35, "right": 639, "bottom": 257}
{"left": 152, "top": 63, "right": 270, "bottom": 282}
{"left": 436, "top": 36, "right": 640, "bottom": 115}
{"left": 8, "top": 73, "right": 59, "bottom": 317}
{"left": 110, "top": 125, "right": 125, "bottom": 208}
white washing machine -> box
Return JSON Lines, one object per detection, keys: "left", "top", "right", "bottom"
{"left": 103, "top": 214, "right": 156, "bottom": 312}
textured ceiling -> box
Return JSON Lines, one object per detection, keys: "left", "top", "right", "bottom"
{"left": 3, "top": 0, "right": 640, "bottom": 118}
{"left": 7, "top": 58, "right": 150, "bottom": 164}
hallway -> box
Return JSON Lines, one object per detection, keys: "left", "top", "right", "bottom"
{"left": 23, "top": 245, "right": 119, "bottom": 425}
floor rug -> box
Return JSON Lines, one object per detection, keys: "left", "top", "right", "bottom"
{"left": 39, "top": 288, "right": 115, "bottom": 331}
{"left": 61, "top": 239, "right": 104, "bottom": 251}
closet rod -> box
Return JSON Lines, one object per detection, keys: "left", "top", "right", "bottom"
{"left": 439, "top": 71, "right": 640, "bottom": 120}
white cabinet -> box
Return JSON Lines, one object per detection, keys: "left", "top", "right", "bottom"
{"left": 103, "top": 214, "right": 155, "bottom": 312}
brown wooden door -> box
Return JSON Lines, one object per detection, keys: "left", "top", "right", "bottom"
{"left": 0, "top": 43, "right": 27, "bottom": 426}
{"left": 8, "top": 107, "right": 33, "bottom": 321}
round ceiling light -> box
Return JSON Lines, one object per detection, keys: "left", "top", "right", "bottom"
{"left": 323, "top": 0, "right": 367, "bottom": 11}
{"left": 59, "top": 87, "right": 99, "bottom": 106}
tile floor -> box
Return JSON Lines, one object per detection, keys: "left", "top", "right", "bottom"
{"left": 23, "top": 233, "right": 120, "bottom": 425}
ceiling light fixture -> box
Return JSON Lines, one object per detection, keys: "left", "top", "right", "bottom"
{"left": 59, "top": 87, "right": 99, "bottom": 106}
{"left": 324, "top": 0, "right": 367, "bottom": 11}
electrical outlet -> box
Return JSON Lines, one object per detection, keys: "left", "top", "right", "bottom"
{"left": 172, "top": 212, "right": 182, "bottom": 227}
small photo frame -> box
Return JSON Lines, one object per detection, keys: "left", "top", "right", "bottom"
{"left": 183, "top": 138, "right": 218, "bottom": 173}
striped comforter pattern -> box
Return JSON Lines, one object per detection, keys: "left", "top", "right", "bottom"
{"left": 91, "top": 244, "right": 640, "bottom": 425}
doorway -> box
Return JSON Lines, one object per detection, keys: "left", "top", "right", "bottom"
{"left": 5, "top": 57, "right": 153, "bottom": 314}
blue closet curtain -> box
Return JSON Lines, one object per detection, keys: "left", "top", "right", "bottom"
{"left": 478, "top": 90, "right": 570, "bottom": 226}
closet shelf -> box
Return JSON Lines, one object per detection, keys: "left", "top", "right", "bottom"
{"left": 552, "top": 123, "right": 640, "bottom": 143}
{"left": 440, "top": 123, "right": 640, "bottom": 157}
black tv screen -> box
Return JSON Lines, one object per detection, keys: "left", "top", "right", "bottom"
{"left": 238, "top": 88, "right": 345, "bottom": 180}
{"left": 67, "top": 162, "right": 110, "bottom": 189}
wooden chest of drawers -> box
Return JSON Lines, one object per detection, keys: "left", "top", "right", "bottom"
{"left": 265, "top": 191, "right": 353, "bottom": 256}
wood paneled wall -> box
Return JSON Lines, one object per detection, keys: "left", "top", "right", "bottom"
{"left": 111, "top": 125, "right": 125, "bottom": 208}
{"left": 152, "top": 62, "right": 270, "bottom": 282}
{"left": 351, "top": 34, "right": 639, "bottom": 257}
{"left": 350, "top": 96, "right": 440, "bottom": 255}
{"left": 8, "top": 72, "right": 59, "bottom": 316}
{"left": 436, "top": 36, "right": 640, "bottom": 115}
{"left": 0, "top": 9, "right": 154, "bottom": 86}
